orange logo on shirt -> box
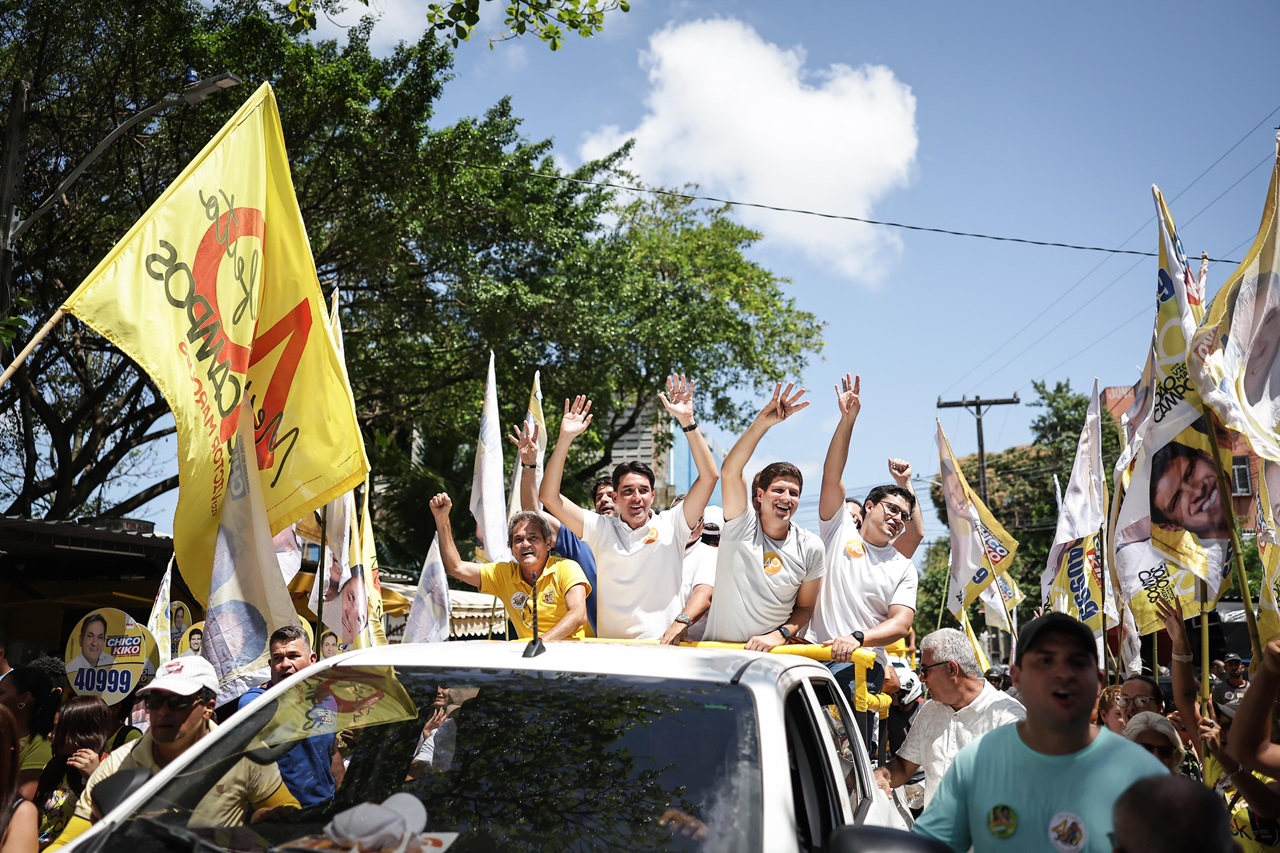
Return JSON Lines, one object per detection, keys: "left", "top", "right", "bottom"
{"left": 643, "top": 527, "right": 660, "bottom": 544}
{"left": 845, "top": 539, "right": 865, "bottom": 559}
{"left": 763, "top": 553, "right": 783, "bottom": 575}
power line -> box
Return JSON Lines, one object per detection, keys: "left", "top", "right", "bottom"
{"left": 447, "top": 160, "right": 1243, "bottom": 264}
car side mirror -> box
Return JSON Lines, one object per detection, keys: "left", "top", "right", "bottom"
{"left": 93, "top": 767, "right": 154, "bottom": 817}
{"left": 827, "top": 825, "right": 954, "bottom": 853}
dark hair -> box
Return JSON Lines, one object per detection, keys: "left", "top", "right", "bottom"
{"left": 79, "top": 613, "right": 109, "bottom": 642}
{"left": 28, "top": 655, "right": 70, "bottom": 697}
{"left": 611, "top": 461, "right": 655, "bottom": 491}
{"left": 268, "top": 625, "right": 310, "bottom": 651}
{"left": 844, "top": 497, "right": 863, "bottom": 510}
{"left": 0, "top": 706, "right": 21, "bottom": 844}
{"left": 37, "top": 695, "right": 113, "bottom": 802}
{"left": 589, "top": 477, "right": 614, "bottom": 503}
{"left": 1123, "top": 673, "right": 1166, "bottom": 713}
{"left": 189, "top": 628, "right": 203, "bottom": 639}
{"left": 320, "top": 630, "right": 338, "bottom": 645}
{"left": 757, "top": 462, "right": 803, "bottom": 495}
{"left": 865, "top": 484, "right": 917, "bottom": 512}
{"left": 7, "top": 664, "right": 58, "bottom": 737}
{"left": 507, "top": 511, "right": 553, "bottom": 546}
{"left": 1149, "top": 441, "right": 1211, "bottom": 526}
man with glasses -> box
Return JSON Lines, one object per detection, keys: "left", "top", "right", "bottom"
{"left": 703, "top": 382, "right": 826, "bottom": 651}
{"left": 914, "top": 613, "right": 1166, "bottom": 852}
{"left": 875, "top": 628, "right": 1024, "bottom": 808}
{"left": 807, "top": 374, "right": 921, "bottom": 748}
{"left": 50, "top": 657, "right": 298, "bottom": 847}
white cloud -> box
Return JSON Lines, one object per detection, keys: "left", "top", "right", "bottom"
{"left": 580, "top": 18, "right": 918, "bottom": 285}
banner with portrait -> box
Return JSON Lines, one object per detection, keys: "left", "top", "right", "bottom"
{"left": 65, "top": 609, "right": 155, "bottom": 705}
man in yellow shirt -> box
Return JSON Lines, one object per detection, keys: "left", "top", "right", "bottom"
{"left": 430, "top": 493, "right": 592, "bottom": 641}
{"left": 49, "top": 656, "right": 298, "bottom": 848}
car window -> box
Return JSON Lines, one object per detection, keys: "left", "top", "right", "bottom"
{"left": 783, "top": 685, "right": 843, "bottom": 852}
{"left": 806, "top": 677, "right": 866, "bottom": 815}
{"left": 93, "top": 665, "right": 762, "bottom": 853}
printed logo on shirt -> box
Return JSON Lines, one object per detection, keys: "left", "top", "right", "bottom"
{"left": 844, "top": 539, "right": 865, "bottom": 559}
{"left": 542, "top": 587, "right": 556, "bottom": 605}
{"left": 987, "top": 805, "right": 1017, "bottom": 840}
{"left": 1047, "top": 811, "right": 1086, "bottom": 852}
{"left": 643, "top": 527, "right": 660, "bottom": 544}
{"left": 762, "top": 552, "right": 783, "bottom": 575}
{"left": 511, "top": 592, "right": 529, "bottom": 611}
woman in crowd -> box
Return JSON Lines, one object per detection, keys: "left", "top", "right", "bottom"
{"left": 0, "top": 706, "right": 38, "bottom": 853}
{"left": 34, "top": 697, "right": 112, "bottom": 849}
{"left": 1122, "top": 710, "right": 1184, "bottom": 773}
{"left": 1117, "top": 673, "right": 1165, "bottom": 728}
{"left": 0, "top": 668, "right": 57, "bottom": 801}
{"left": 1095, "top": 684, "right": 1125, "bottom": 733}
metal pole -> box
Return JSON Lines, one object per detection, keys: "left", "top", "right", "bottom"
{"left": 936, "top": 394, "right": 1020, "bottom": 507}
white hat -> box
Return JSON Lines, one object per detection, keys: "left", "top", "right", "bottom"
{"left": 137, "top": 656, "right": 218, "bottom": 697}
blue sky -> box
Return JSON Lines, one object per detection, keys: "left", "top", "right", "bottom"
{"left": 136, "top": 0, "right": 1280, "bottom": 550}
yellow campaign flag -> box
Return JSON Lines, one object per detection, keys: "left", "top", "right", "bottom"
{"left": 1045, "top": 533, "right": 1109, "bottom": 634}
{"left": 1255, "top": 459, "right": 1280, "bottom": 646}
{"left": 354, "top": 483, "right": 388, "bottom": 648}
{"left": 60, "top": 83, "right": 368, "bottom": 604}
{"left": 935, "top": 421, "right": 1019, "bottom": 617}
{"left": 960, "top": 611, "right": 991, "bottom": 674}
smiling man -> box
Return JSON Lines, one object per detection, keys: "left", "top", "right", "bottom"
{"left": 1149, "top": 440, "right": 1231, "bottom": 540}
{"left": 914, "top": 613, "right": 1166, "bottom": 853}
{"left": 431, "top": 494, "right": 592, "bottom": 641}
{"left": 703, "top": 382, "right": 824, "bottom": 651}
{"left": 807, "top": 374, "right": 919, "bottom": 747}
{"left": 539, "top": 374, "right": 719, "bottom": 641}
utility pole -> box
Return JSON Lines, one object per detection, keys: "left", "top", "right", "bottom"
{"left": 936, "top": 393, "right": 1020, "bottom": 505}
{"left": 0, "top": 80, "right": 29, "bottom": 320}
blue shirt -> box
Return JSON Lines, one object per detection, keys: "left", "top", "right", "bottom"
{"left": 914, "top": 724, "right": 1166, "bottom": 852}
{"left": 555, "top": 527, "right": 598, "bottom": 632}
{"left": 238, "top": 685, "right": 336, "bottom": 809}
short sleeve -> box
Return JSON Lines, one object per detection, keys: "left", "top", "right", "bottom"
{"left": 889, "top": 561, "right": 919, "bottom": 610}
{"left": 690, "top": 548, "right": 717, "bottom": 588}
{"left": 76, "top": 743, "right": 135, "bottom": 821}
{"left": 818, "top": 511, "right": 853, "bottom": 551}
{"left": 580, "top": 510, "right": 604, "bottom": 549}
{"left": 476, "top": 561, "right": 509, "bottom": 597}
{"left": 554, "top": 557, "right": 591, "bottom": 597}
{"left": 20, "top": 735, "right": 52, "bottom": 772}
{"left": 803, "top": 536, "right": 826, "bottom": 581}
{"left": 249, "top": 760, "right": 287, "bottom": 805}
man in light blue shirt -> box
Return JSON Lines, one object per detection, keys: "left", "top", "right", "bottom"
{"left": 914, "top": 613, "right": 1166, "bottom": 852}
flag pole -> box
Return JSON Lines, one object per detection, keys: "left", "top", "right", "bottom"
{"left": 315, "top": 504, "right": 329, "bottom": 643}
{"left": 0, "top": 308, "right": 63, "bottom": 389}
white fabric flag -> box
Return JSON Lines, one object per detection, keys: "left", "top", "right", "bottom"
{"left": 471, "top": 351, "right": 511, "bottom": 562}
{"left": 273, "top": 525, "right": 303, "bottom": 585}
{"left": 403, "top": 535, "right": 451, "bottom": 644}
{"left": 203, "top": 405, "right": 302, "bottom": 706}
{"left": 145, "top": 558, "right": 175, "bottom": 668}
{"left": 507, "top": 371, "right": 547, "bottom": 518}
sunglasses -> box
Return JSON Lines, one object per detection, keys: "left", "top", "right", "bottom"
{"left": 143, "top": 693, "right": 203, "bottom": 713}
{"left": 917, "top": 660, "right": 950, "bottom": 679}
{"left": 1137, "top": 742, "right": 1178, "bottom": 760}
{"left": 1115, "top": 695, "right": 1158, "bottom": 710}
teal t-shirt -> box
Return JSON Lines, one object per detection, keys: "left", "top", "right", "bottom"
{"left": 914, "top": 725, "right": 1167, "bottom": 853}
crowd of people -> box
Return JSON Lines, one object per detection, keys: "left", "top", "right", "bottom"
{"left": 0, "top": 372, "right": 1269, "bottom": 852}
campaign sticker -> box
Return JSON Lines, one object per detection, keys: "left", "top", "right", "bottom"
{"left": 65, "top": 609, "right": 153, "bottom": 705}
{"left": 1048, "top": 811, "right": 1086, "bottom": 852}
{"left": 988, "top": 804, "right": 1017, "bottom": 839}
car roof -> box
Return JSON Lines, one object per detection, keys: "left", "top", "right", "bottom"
{"left": 311, "top": 639, "right": 830, "bottom": 688}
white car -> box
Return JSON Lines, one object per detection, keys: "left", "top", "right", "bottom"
{"left": 70, "top": 640, "right": 910, "bottom": 852}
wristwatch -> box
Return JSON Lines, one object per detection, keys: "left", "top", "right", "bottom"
{"left": 674, "top": 613, "right": 692, "bottom": 626}
{"left": 851, "top": 630, "right": 865, "bottom": 646}
{"left": 778, "top": 626, "right": 793, "bottom": 642}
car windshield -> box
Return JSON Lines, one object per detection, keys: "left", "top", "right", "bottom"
{"left": 94, "top": 664, "right": 762, "bottom": 852}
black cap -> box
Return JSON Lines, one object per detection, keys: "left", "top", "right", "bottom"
{"left": 1224, "top": 653, "right": 1242, "bottom": 663}
{"left": 1015, "top": 612, "right": 1096, "bottom": 666}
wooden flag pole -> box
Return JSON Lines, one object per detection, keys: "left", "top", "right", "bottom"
{"left": 0, "top": 308, "right": 63, "bottom": 389}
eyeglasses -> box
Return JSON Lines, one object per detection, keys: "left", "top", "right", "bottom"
{"left": 1137, "top": 742, "right": 1178, "bottom": 760}
{"left": 143, "top": 693, "right": 203, "bottom": 713}
{"left": 917, "top": 660, "right": 950, "bottom": 679}
{"left": 1115, "top": 695, "right": 1158, "bottom": 710}
{"left": 878, "top": 502, "right": 912, "bottom": 521}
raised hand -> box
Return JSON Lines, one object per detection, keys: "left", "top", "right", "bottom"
{"left": 1155, "top": 597, "right": 1188, "bottom": 645}
{"left": 657, "top": 373, "right": 696, "bottom": 426}
{"left": 429, "top": 493, "right": 452, "bottom": 520}
{"left": 835, "top": 373, "right": 861, "bottom": 420}
{"left": 888, "top": 458, "right": 912, "bottom": 487}
{"left": 758, "top": 382, "right": 809, "bottom": 428}
{"left": 508, "top": 421, "right": 540, "bottom": 466}
{"left": 558, "top": 396, "right": 594, "bottom": 441}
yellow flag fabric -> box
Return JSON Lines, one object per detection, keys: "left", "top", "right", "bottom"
{"left": 1254, "top": 459, "right": 1280, "bottom": 646}
{"left": 1190, "top": 133, "right": 1280, "bottom": 463}
{"left": 354, "top": 483, "right": 388, "bottom": 648}
{"left": 935, "top": 421, "right": 1019, "bottom": 617}
{"left": 1045, "top": 532, "right": 1110, "bottom": 634}
{"left": 1111, "top": 186, "right": 1233, "bottom": 634}
{"left": 507, "top": 371, "right": 547, "bottom": 518}
{"left": 960, "top": 611, "right": 992, "bottom": 674}
{"left": 61, "top": 83, "right": 368, "bottom": 605}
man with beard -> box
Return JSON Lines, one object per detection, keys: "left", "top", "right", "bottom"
{"left": 431, "top": 495, "right": 591, "bottom": 641}
{"left": 702, "top": 382, "right": 825, "bottom": 652}
{"left": 539, "top": 374, "right": 718, "bottom": 642}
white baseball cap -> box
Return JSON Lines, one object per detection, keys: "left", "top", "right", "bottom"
{"left": 137, "top": 656, "right": 218, "bottom": 697}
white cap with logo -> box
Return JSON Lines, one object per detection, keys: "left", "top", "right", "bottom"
{"left": 137, "top": 656, "right": 218, "bottom": 697}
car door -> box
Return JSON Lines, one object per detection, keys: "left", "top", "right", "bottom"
{"left": 781, "top": 675, "right": 850, "bottom": 851}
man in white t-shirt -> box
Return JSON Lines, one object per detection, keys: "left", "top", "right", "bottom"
{"left": 539, "top": 374, "right": 719, "bottom": 641}
{"left": 875, "top": 628, "right": 1024, "bottom": 807}
{"left": 807, "top": 374, "right": 919, "bottom": 744}
{"left": 703, "top": 382, "right": 825, "bottom": 649}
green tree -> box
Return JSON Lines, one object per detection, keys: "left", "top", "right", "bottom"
{"left": 924, "top": 380, "right": 1124, "bottom": 635}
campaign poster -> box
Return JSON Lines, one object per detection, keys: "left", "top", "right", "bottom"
{"left": 65, "top": 609, "right": 153, "bottom": 705}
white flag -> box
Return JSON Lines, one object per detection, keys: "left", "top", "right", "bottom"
{"left": 471, "top": 351, "right": 510, "bottom": 562}
{"left": 403, "top": 535, "right": 451, "bottom": 644}
{"left": 507, "top": 371, "right": 547, "bottom": 518}
{"left": 203, "top": 404, "right": 302, "bottom": 706}
{"left": 145, "top": 558, "right": 175, "bottom": 667}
